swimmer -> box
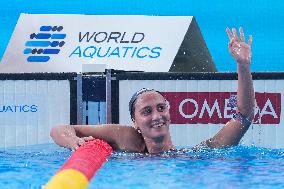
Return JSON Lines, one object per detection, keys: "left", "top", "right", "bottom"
{"left": 51, "top": 27, "right": 254, "bottom": 154}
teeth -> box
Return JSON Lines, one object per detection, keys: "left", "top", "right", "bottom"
{"left": 152, "top": 123, "right": 164, "bottom": 128}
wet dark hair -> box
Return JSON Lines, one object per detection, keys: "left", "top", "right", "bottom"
{"left": 129, "top": 88, "right": 164, "bottom": 121}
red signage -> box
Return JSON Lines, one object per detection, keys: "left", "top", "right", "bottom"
{"left": 161, "top": 92, "right": 281, "bottom": 124}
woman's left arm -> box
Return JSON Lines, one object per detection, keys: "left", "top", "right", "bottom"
{"left": 204, "top": 27, "right": 255, "bottom": 148}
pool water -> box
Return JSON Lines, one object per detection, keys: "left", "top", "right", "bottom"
{"left": 1, "top": 144, "right": 284, "bottom": 189}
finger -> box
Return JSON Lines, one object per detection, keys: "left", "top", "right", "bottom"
{"left": 84, "top": 136, "right": 94, "bottom": 141}
{"left": 226, "top": 27, "right": 233, "bottom": 40}
{"left": 228, "top": 37, "right": 236, "bottom": 49}
{"left": 78, "top": 138, "right": 85, "bottom": 146}
{"left": 232, "top": 28, "right": 239, "bottom": 41}
{"left": 71, "top": 145, "right": 79, "bottom": 152}
{"left": 248, "top": 35, "right": 253, "bottom": 47}
{"left": 239, "top": 27, "right": 245, "bottom": 42}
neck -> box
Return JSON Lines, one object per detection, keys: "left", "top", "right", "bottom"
{"left": 143, "top": 134, "right": 175, "bottom": 154}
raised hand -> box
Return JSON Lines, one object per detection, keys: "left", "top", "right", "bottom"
{"left": 226, "top": 27, "right": 252, "bottom": 65}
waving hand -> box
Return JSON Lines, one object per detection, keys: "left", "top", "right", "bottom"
{"left": 226, "top": 27, "right": 252, "bottom": 65}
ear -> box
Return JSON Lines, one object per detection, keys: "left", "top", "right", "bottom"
{"left": 132, "top": 120, "right": 142, "bottom": 134}
{"left": 132, "top": 119, "right": 137, "bottom": 129}
{"left": 165, "top": 100, "right": 170, "bottom": 110}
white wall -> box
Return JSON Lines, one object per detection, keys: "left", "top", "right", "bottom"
{"left": 0, "top": 80, "right": 70, "bottom": 148}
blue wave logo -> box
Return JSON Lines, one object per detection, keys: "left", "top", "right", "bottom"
{"left": 23, "top": 26, "right": 66, "bottom": 62}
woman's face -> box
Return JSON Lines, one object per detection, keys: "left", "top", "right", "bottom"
{"left": 133, "top": 91, "right": 171, "bottom": 140}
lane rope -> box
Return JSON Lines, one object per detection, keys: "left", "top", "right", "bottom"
{"left": 45, "top": 139, "right": 113, "bottom": 189}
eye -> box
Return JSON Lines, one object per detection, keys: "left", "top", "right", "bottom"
{"left": 157, "top": 104, "right": 166, "bottom": 112}
{"left": 142, "top": 107, "right": 152, "bottom": 116}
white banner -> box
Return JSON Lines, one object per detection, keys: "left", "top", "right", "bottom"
{"left": 1, "top": 14, "right": 194, "bottom": 73}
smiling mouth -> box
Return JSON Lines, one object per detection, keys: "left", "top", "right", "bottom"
{"left": 151, "top": 122, "right": 165, "bottom": 128}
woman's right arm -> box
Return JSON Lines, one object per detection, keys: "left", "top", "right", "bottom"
{"left": 50, "top": 124, "right": 142, "bottom": 151}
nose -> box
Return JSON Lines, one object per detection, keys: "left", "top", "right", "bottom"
{"left": 152, "top": 109, "right": 162, "bottom": 120}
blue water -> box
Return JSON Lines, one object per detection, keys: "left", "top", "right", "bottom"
{"left": 1, "top": 144, "right": 284, "bottom": 189}
{"left": 1, "top": 0, "right": 284, "bottom": 71}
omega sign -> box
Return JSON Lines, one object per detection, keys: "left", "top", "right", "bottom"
{"left": 161, "top": 92, "right": 281, "bottom": 124}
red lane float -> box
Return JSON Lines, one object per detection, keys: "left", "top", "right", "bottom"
{"left": 45, "top": 139, "right": 113, "bottom": 189}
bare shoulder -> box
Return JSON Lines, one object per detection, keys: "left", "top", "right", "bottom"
{"left": 105, "top": 124, "right": 145, "bottom": 152}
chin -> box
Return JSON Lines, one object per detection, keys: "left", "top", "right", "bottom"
{"left": 151, "top": 128, "right": 169, "bottom": 139}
